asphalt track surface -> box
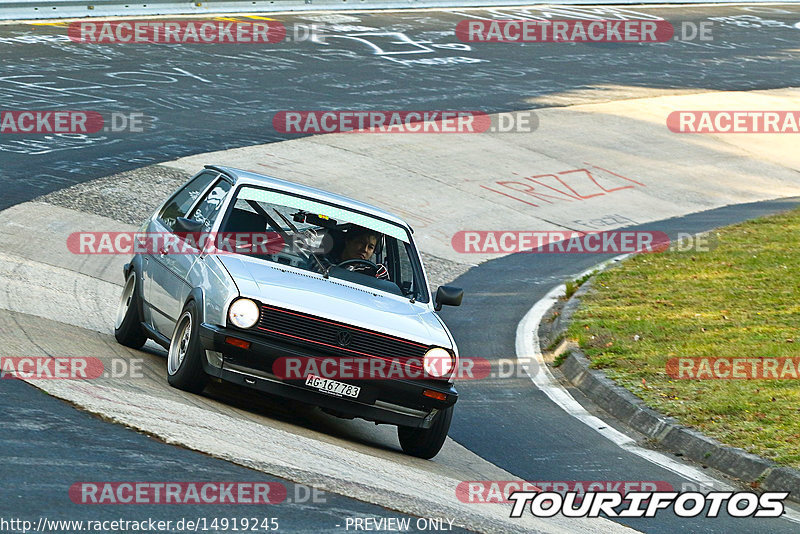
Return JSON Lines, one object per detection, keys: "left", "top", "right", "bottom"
{"left": 441, "top": 197, "right": 800, "bottom": 533}
{"left": 2, "top": 3, "right": 800, "bottom": 533}
{"left": 2, "top": 4, "right": 800, "bottom": 209}
{"left": 1, "top": 378, "right": 439, "bottom": 532}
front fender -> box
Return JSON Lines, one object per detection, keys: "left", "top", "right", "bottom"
{"left": 186, "top": 286, "right": 206, "bottom": 321}
{"left": 186, "top": 255, "right": 239, "bottom": 328}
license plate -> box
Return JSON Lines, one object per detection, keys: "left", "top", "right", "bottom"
{"left": 305, "top": 374, "right": 361, "bottom": 399}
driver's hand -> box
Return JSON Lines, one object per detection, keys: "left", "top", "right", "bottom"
{"left": 348, "top": 262, "right": 389, "bottom": 280}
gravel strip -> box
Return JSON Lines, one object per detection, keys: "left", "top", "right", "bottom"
{"left": 421, "top": 252, "right": 472, "bottom": 291}
{"left": 38, "top": 165, "right": 191, "bottom": 226}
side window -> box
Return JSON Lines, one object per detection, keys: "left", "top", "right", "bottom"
{"left": 188, "top": 179, "right": 232, "bottom": 231}
{"left": 158, "top": 171, "right": 218, "bottom": 231}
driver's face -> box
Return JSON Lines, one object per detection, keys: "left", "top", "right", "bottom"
{"left": 342, "top": 234, "right": 377, "bottom": 261}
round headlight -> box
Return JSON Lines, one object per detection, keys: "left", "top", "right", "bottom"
{"left": 228, "top": 298, "right": 260, "bottom": 329}
{"left": 424, "top": 347, "right": 455, "bottom": 378}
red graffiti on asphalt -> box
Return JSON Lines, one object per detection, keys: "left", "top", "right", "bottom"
{"left": 481, "top": 164, "right": 645, "bottom": 208}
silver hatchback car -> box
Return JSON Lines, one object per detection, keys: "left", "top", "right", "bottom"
{"left": 114, "top": 165, "right": 463, "bottom": 458}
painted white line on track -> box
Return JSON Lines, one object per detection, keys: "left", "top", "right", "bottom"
{"left": 516, "top": 257, "right": 800, "bottom": 524}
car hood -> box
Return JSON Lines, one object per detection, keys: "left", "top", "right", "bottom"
{"left": 218, "top": 255, "right": 451, "bottom": 348}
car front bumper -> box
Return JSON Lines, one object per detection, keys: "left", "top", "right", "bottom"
{"left": 199, "top": 323, "right": 458, "bottom": 429}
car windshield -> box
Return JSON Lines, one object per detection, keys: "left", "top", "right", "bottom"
{"left": 218, "top": 185, "right": 429, "bottom": 302}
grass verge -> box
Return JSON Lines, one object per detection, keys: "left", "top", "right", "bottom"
{"left": 566, "top": 208, "right": 800, "bottom": 467}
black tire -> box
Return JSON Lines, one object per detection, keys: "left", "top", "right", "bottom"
{"left": 114, "top": 270, "right": 147, "bottom": 349}
{"left": 166, "top": 300, "right": 208, "bottom": 394}
{"left": 397, "top": 405, "right": 454, "bottom": 459}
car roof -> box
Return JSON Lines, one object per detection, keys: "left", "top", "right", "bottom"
{"left": 207, "top": 165, "right": 412, "bottom": 232}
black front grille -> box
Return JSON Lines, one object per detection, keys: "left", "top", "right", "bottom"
{"left": 255, "top": 304, "right": 429, "bottom": 362}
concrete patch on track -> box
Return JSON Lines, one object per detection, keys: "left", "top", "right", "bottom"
{"left": 162, "top": 88, "right": 800, "bottom": 264}
{"left": 0, "top": 250, "right": 118, "bottom": 333}
{"left": 0, "top": 202, "right": 129, "bottom": 332}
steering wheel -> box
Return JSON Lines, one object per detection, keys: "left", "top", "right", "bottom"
{"left": 336, "top": 258, "right": 379, "bottom": 276}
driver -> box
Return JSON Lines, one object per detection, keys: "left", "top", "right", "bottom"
{"left": 324, "top": 226, "right": 389, "bottom": 280}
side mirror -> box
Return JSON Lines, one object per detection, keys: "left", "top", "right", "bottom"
{"left": 434, "top": 285, "right": 463, "bottom": 311}
{"left": 174, "top": 216, "right": 204, "bottom": 233}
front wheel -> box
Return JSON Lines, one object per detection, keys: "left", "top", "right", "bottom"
{"left": 166, "top": 300, "right": 208, "bottom": 394}
{"left": 397, "top": 405, "right": 454, "bottom": 459}
{"left": 114, "top": 270, "right": 147, "bottom": 349}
